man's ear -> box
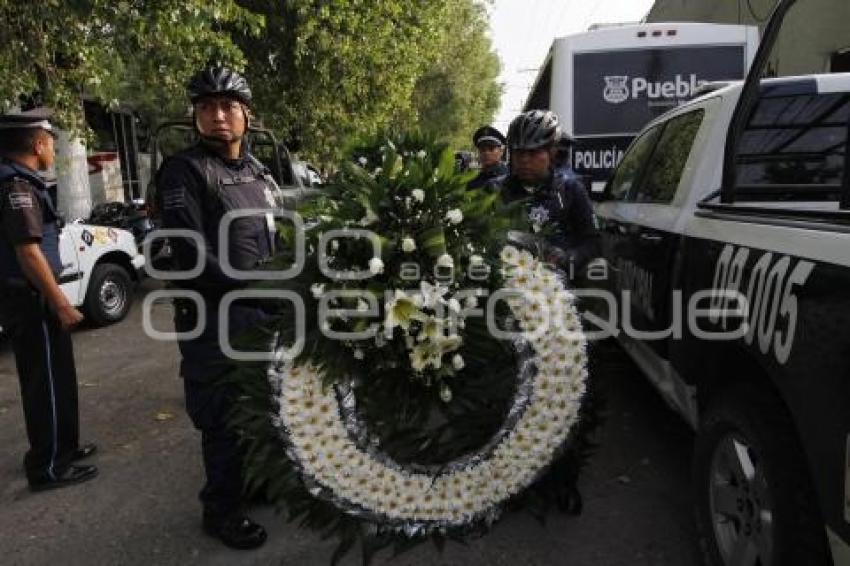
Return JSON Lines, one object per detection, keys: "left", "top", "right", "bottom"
{"left": 33, "top": 135, "right": 45, "bottom": 157}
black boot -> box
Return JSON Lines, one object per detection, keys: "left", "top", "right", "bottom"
{"left": 203, "top": 512, "right": 267, "bottom": 550}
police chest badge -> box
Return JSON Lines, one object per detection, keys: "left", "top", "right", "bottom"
{"left": 603, "top": 76, "right": 630, "bottom": 104}
{"left": 529, "top": 205, "right": 550, "bottom": 233}
{"left": 263, "top": 187, "right": 278, "bottom": 208}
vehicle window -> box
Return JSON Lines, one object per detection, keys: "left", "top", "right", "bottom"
{"left": 635, "top": 109, "right": 705, "bottom": 204}
{"left": 735, "top": 92, "right": 850, "bottom": 199}
{"left": 606, "top": 125, "right": 662, "bottom": 201}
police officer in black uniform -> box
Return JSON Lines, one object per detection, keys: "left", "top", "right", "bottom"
{"left": 0, "top": 108, "right": 98, "bottom": 491}
{"left": 552, "top": 131, "right": 578, "bottom": 180}
{"left": 467, "top": 125, "right": 508, "bottom": 189}
{"left": 155, "top": 67, "right": 278, "bottom": 550}
{"left": 497, "top": 110, "right": 600, "bottom": 277}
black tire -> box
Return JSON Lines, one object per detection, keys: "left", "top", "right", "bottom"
{"left": 693, "top": 384, "right": 831, "bottom": 566}
{"left": 83, "top": 263, "right": 133, "bottom": 327}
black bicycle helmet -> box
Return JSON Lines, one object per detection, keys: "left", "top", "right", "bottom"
{"left": 187, "top": 66, "right": 252, "bottom": 105}
{"left": 507, "top": 110, "right": 560, "bottom": 150}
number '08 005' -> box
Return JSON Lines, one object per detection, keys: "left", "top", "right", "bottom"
{"left": 710, "top": 244, "right": 814, "bottom": 365}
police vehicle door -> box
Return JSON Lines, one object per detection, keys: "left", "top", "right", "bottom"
{"left": 596, "top": 123, "right": 661, "bottom": 334}
{"left": 598, "top": 108, "right": 706, "bottom": 356}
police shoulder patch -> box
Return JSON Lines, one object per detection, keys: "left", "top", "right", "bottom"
{"left": 8, "top": 191, "right": 33, "bottom": 210}
{"left": 162, "top": 185, "right": 186, "bottom": 209}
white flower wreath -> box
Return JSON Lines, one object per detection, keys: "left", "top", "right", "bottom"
{"left": 273, "top": 247, "right": 587, "bottom": 527}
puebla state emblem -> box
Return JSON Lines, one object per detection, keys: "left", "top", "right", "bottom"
{"left": 603, "top": 76, "right": 630, "bottom": 104}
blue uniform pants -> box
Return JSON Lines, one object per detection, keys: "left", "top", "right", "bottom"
{"left": 4, "top": 291, "right": 80, "bottom": 482}
{"left": 175, "top": 299, "right": 269, "bottom": 518}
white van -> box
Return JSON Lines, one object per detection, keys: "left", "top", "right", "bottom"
{"left": 524, "top": 22, "right": 760, "bottom": 192}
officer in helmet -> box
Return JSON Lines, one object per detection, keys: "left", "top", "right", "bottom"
{"left": 498, "top": 110, "right": 599, "bottom": 277}
{"left": 467, "top": 125, "right": 508, "bottom": 189}
{"left": 0, "top": 108, "right": 98, "bottom": 492}
{"left": 155, "top": 66, "right": 279, "bottom": 549}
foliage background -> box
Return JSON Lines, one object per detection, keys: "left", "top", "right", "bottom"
{"left": 0, "top": 0, "right": 502, "bottom": 165}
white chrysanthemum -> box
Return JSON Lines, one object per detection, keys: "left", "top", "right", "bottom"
{"left": 500, "top": 245, "right": 520, "bottom": 265}
{"left": 273, "top": 255, "right": 586, "bottom": 525}
{"left": 436, "top": 254, "right": 454, "bottom": 269}
{"left": 445, "top": 208, "right": 463, "bottom": 225}
{"left": 516, "top": 250, "right": 535, "bottom": 270}
{"left": 411, "top": 188, "right": 425, "bottom": 202}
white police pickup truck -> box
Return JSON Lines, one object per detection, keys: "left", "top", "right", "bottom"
{"left": 591, "top": 2, "right": 850, "bottom": 563}
{"left": 57, "top": 221, "right": 145, "bottom": 326}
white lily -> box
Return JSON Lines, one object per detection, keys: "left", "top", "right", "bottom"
{"left": 411, "top": 188, "right": 425, "bottom": 203}
{"left": 419, "top": 280, "right": 448, "bottom": 309}
{"left": 384, "top": 290, "right": 421, "bottom": 331}
{"left": 417, "top": 315, "right": 446, "bottom": 343}
{"left": 410, "top": 344, "right": 430, "bottom": 371}
{"left": 368, "top": 257, "right": 385, "bottom": 275}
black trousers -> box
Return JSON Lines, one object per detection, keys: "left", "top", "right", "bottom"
{"left": 4, "top": 292, "right": 80, "bottom": 482}
{"left": 175, "top": 299, "right": 270, "bottom": 519}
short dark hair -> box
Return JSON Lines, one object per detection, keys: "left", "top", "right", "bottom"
{"left": 0, "top": 127, "right": 41, "bottom": 156}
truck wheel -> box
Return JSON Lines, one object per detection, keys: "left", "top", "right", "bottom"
{"left": 693, "top": 385, "right": 831, "bottom": 566}
{"left": 83, "top": 263, "right": 133, "bottom": 327}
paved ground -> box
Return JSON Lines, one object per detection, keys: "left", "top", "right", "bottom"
{"left": 0, "top": 280, "right": 701, "bottom": 566}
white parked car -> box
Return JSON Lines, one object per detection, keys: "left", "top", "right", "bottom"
{"left": 57, "top": 221, "right": 145, "bottom": 326}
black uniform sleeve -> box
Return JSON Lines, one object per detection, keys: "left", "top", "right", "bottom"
{"left": 156, "top": 157, "right": 243, "bottom": 294}
{"left": 1, "top": 180, "right": 43, "bottom": 245}
{"left": 557, "top": 177, "right": 601, "bottom": 273}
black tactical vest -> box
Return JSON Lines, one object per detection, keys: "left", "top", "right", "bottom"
{"left": 161, "top": 146, "right": 278, "bottom": 272}
{"left": 0, "top": 160, "right": 63, "bottom": 284}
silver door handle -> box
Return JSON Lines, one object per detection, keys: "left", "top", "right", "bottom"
{"left": 639, "top": 233, "right": 663, "bottom": 243}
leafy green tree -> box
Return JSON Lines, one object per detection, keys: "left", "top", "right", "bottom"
{"left": 0, "top": 0, "right": 501, "bottom": 163}
{"left": 236, "top": 0, "right": 451, "bottom": 163}
{"left": 235, "top": 0, "right": 501, "bottom": 164}
{"left": 0, "top": 1, "right": 262, "bottom": 129}
{"left": 412, "top": 0, "right": 502, "bottom": 150}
